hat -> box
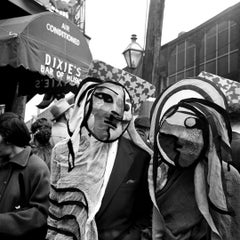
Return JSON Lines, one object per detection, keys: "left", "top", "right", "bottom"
{"left": 150, "top": 77, "right": 228, "bottom": 144}
{"left": 134, "top": 116, "right": 150, "bottom": 129}
{"left": 86, "top": 60, "right": 155, "bottom": 112}
{"left": 50, "top": 98, "right": 72, "bottom": 121}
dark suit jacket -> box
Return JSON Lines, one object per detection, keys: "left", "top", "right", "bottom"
{"left": 231, "top": 131, "right": 240, "bottom": 173}
{"left": 96, "top": 137, "right": 152, "bottom": 240}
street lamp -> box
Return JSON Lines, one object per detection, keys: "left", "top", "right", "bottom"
{"left": 122, "top": 34, "right": 144, "bottom": 69}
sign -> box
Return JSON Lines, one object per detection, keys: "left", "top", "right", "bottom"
{"left": 0, "top": 12, "right": 92, "bottom": 95}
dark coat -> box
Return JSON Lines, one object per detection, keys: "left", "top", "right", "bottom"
{"left": 96, "top": 137, "right": 152, "bottom": 240}
{"left": 151, "top": 163, "right": 240, "bottom": 240}
{"left": 0, "top": 146, "right": 50, "bottom": 240}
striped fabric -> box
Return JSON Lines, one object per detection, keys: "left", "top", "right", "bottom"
{"left": 46, "top": 129, "right": 115, "bottom": 240}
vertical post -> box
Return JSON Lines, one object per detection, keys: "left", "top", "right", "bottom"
{"left": 142, "top": 0, "right": 165, "bottom": 96}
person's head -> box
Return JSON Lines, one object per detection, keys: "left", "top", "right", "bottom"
{"left": 65, "top": 60, "right": 155, "bottom": 170}
{"left": 50, "top": 98, "right": 73, "bottom": 123}
{"left": 31, "top": 118, "right": 52, "bottom": 146}
{"left": 69, "top": 59, "right": 155, "bottom": 144}
{"left": 156, "top": 98, "right": 231, "bottom": 168}
{"left": 0, "top": 112, "right": 31, "bottom": 158}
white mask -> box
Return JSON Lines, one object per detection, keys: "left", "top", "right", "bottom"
{"left": 85, "top": 82, "right": 133, "bottom": 142}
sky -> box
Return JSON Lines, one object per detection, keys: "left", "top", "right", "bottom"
{"left": 25, "top": 0, "right": 240, "bottom": 121}
{"left": 85, "top": 0, "right": 240, "bottom": 69}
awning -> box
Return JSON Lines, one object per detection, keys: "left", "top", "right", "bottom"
{"left": 0, "top": 12, "right": 92, "bottom": 95}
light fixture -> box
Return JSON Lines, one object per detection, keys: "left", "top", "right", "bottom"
{"left": 122, "top": 34, "right": 144, "bottom": 69}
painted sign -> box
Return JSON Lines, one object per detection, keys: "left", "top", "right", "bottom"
{"left": 0, "top": 12, "right": 92, "bottom": 95}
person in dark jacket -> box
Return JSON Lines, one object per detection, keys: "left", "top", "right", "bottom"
{"left": 0, "top": 112, "right": 50, "bottom": 240}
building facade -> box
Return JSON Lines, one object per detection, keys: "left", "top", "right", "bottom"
{"left": 1, "top": 0, "right": 86, "bottom": 33}
{"left": 157, "top": 2, "right": 240, "bottom": 94}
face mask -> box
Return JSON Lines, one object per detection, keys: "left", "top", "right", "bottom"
{"left": 85, "top": 82, "right": 132, "bottom": 142}
{"left": 157, "top": 106, "right": 205, "bottom": 168}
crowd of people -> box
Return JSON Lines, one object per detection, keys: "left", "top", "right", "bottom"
{"left": 0, "top": 59, "right": 239, "bottom": 240}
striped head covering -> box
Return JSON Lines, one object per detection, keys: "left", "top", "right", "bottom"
{"left": 149, "top": 77, "right": 235, "bottom": 238}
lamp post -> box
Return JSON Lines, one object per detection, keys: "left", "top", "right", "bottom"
{"left": 122, "top": 34, "right": 144, "bottom": 69}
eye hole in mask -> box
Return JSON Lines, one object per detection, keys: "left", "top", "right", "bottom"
{"left": 94, "top": 92, "right": 113, "bottom": 103}
{"left": 184, "top": 117, "right": 204, "bottom": 130}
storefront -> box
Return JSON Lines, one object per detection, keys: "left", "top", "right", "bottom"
{"left": 0, "top": 11, "right": 92, "bottom": 114}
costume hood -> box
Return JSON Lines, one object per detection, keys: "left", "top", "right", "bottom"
{"left": 149, "top": 77, "right": 233, "bottom": 238}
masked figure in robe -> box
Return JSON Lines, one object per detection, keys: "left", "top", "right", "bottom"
{"left": 46, "top": 60, "right": 155, "bottom": 240}
{"left": 149, "top": 78, "right": 240, "bottom": 240}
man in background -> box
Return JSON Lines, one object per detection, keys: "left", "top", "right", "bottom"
{"left": 50, "top": 98, "right": 73, "bottom": 146}
{"left": 46, "top": 60, "right": 154, "bottom": 240}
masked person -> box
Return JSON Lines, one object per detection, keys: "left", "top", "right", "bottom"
{"left": 148, "top": 78, "right": 240, "bottom": 240}
{"left": 46, "top": 60, "right": 155, "bottom": 240}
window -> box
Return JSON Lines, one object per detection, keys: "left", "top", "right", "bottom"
{"left": 167, "top": 40, "right": 196, "bottom": 84}
{"left": 199, "top": 20, "right": 239, "bottom": 75}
